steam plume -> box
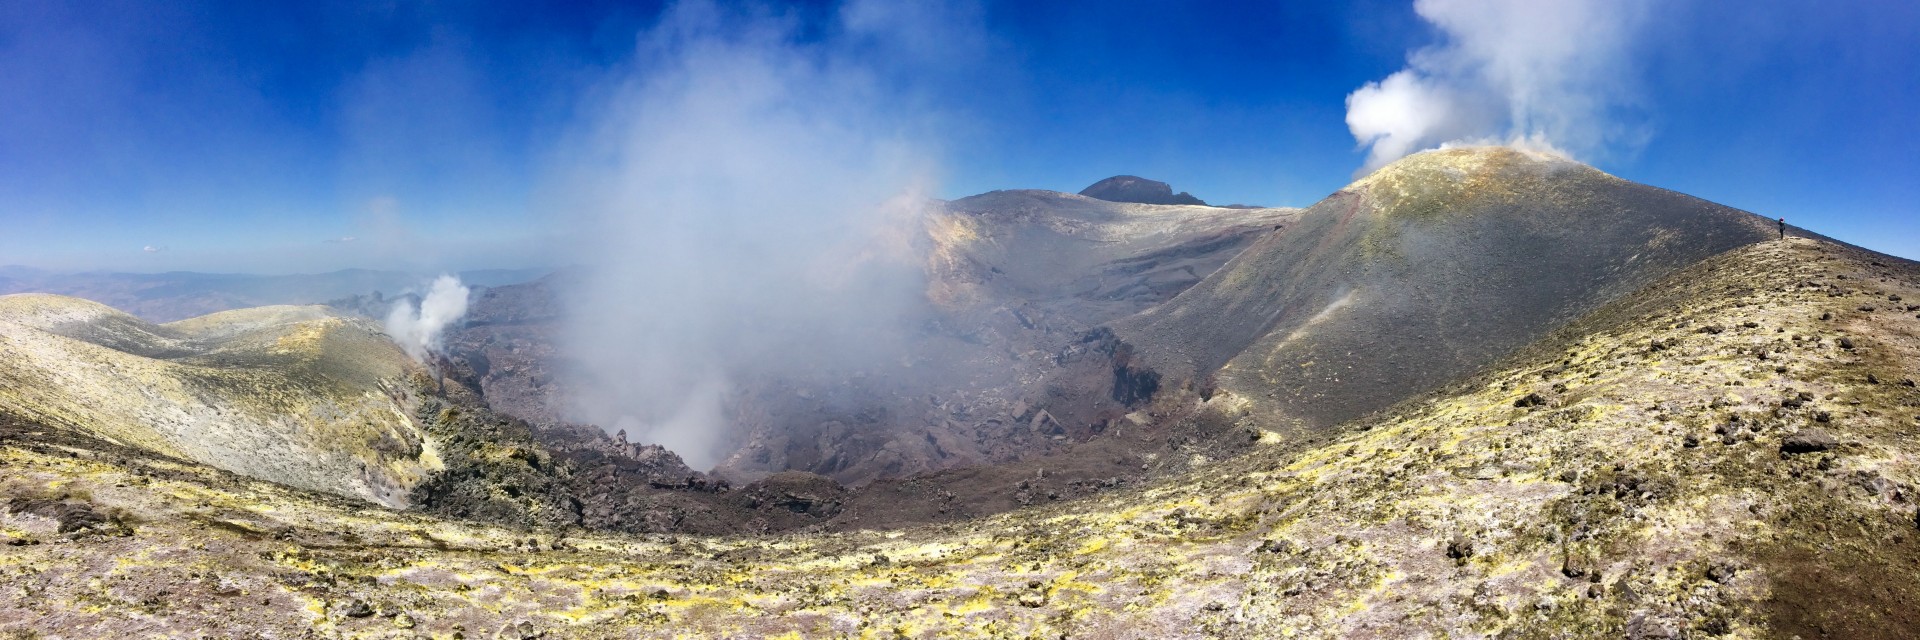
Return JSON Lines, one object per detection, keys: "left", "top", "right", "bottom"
{"left": 1347, "top": 0, "right": 1653, "bottom": 173}
{"left": 548, "top": 1, "right": 959, "bottom": 468}
{"left": 384, "top": 274, "right": 470, "bottom": 363}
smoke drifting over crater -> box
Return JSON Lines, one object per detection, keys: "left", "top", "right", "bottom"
{"left": 385, "top": 274, "right": 471, "bottom": 363}
{"left": 1346, "top": 0, "right": 1653, "bottom": 173}
{"left": 547, "top": 1, "right": 962, "bottom": 469}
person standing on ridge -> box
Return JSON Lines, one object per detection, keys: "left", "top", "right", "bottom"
{"left": 1778, "top": 217, "right": 1787, "bottom": 240}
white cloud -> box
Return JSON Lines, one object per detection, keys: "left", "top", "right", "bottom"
{"left": 1347, "top": 0, "right": 1654, "bottom": 173}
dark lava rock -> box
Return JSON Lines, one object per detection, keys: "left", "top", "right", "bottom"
{"left": 1683, "top": 435, "right": 1700, "bottom": 448}
{"left": 341, "top": 599, "right": 374, "bottom": 618}
{"left": 1078, "top": 176, "right": 1208, "bottom": 206}
{"left": 733, "top": 471, "right": 848, "bottom": 519}
{"left": 1706, "top": 561, "right": 1739, "bottom": 583}
{"left": 1839, "top": 337, "right": 1857, "bottom": 349}
{"left": 1562, "top": 555, "right": 1594, "bottom": 579}
{"left": 1254, "top": 539, "right": 1295, "bottom": 554}
{"left": 1514, "top": 393, "right": 1548, "bottom": 408}
{"left": 1781, "top": 430, "right": 1839, "bottom": 454}
{"left": 6, "top": 496, "right": 108, "bottom": 534}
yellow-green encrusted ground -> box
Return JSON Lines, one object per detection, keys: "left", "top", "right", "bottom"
{"left": 0, "top": 297, "right": 440, "bottom": 508}
{"left": 2, "top": 237, "right": 1918, "bottom": 638}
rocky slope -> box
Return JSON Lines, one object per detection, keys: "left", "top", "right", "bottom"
{"left": 3, "top": 236, "right": 1916, "bottom": 637}
{"left": 0, "top": 295, "right": 440, "bottom": 507}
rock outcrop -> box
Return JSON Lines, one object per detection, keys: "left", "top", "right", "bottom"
{"left": 1078, "top": 175, "right": 1208, "bottom": 206}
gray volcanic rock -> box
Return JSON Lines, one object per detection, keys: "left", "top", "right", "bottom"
{"left": 1078, "top": 175, "right": 1208, "bottom": 206}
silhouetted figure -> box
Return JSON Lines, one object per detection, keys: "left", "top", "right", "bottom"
{"left": 1778, "top": 217, "right": 1786, "bottom": 240}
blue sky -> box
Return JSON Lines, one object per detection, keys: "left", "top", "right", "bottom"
{"left": 0, "top": 0, "right": 1915, "bottom": 273}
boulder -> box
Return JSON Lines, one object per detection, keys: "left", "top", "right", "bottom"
{"left": 1781, "top": 430, "right": 1839, "bottom": 454}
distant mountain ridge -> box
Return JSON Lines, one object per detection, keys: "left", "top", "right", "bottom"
{"left": 0, "top": 267, "right": 548, "bottom": 322}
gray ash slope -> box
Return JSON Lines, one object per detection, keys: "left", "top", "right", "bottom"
{"left": 1111, "top": 146, "right": 1816, "bottom": 434}
{"left": 927, "top": 188, "right": 1296, "bottom": 325}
